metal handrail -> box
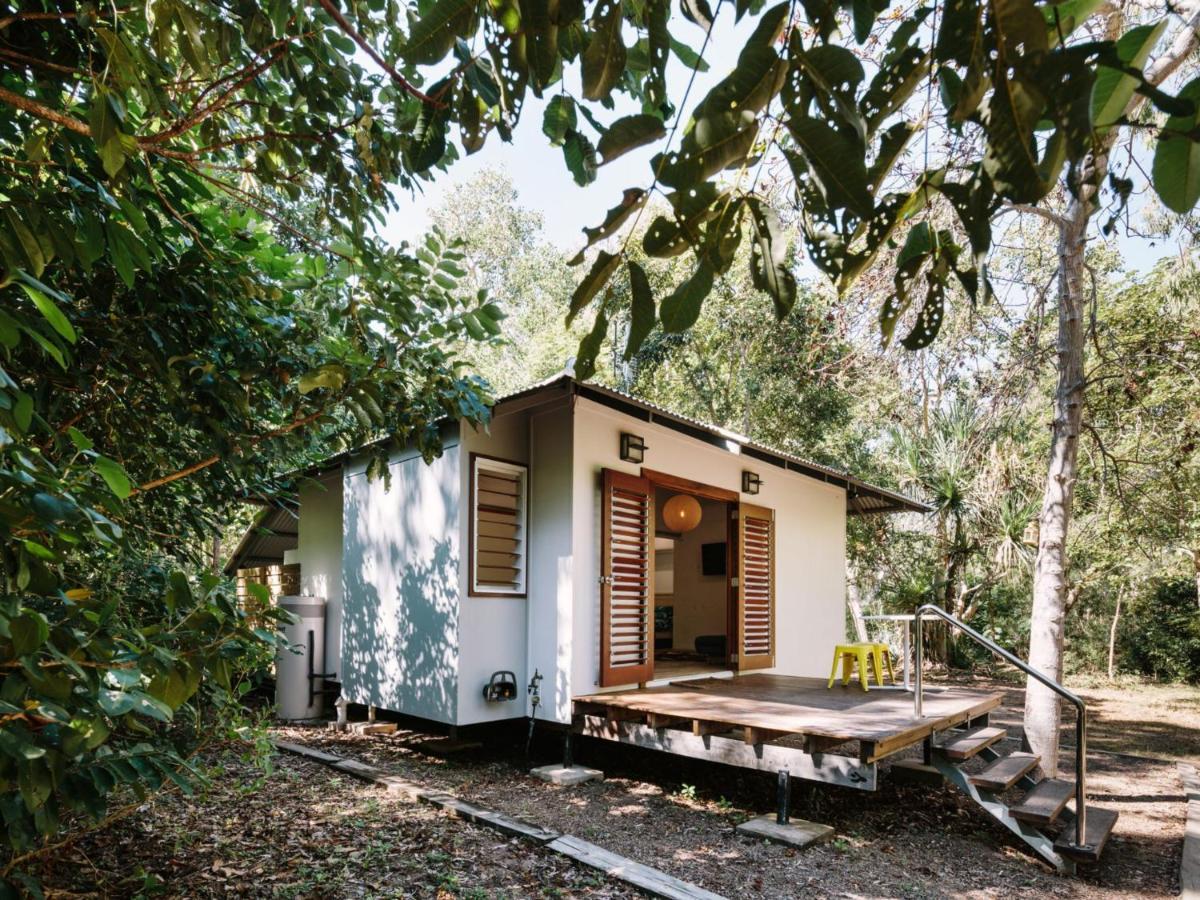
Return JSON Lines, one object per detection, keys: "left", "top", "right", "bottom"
{"left": 913, "top": 603, "right": 1089, "bottom": 850}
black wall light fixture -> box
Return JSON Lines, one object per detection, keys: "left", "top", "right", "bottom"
{"left": 620, "top": 432, "right": 647, "bottom": 464}
{"left": 742, "top": 471, "right": 762, "bottom": 495}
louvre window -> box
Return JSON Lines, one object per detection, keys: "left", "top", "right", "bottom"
{"left": 470, "top": 456, "right": 527, "bottom": 596}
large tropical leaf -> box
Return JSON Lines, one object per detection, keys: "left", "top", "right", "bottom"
{"left": 569, "top": 189, "right": 647, "bottom": 264}
{"left": 401, "top": 0, "right": 477, "bottom": 64}
{"left": 1152, "top": 76, "right": 1200, "bottom": 214}
{"left": 623, "top": 261, "right": 656, "bottom": 359}
{"left": 655, "top": 111, "right": 758, "bottom": 188}
{"left": 582, "top": 0, "right": 626, "bottom": 100}
{"left": 660, "top": 260, "right": 715, "bottom": 332}
{"left": 1091, "top": 21, "right": 1167, "bottom": 130}
{"left": 524, "top": 0, "right": 561, "bottom": 90}
{"left": 746, "top": 197, "right": 797, "bottom": 319}
{"left": 598, "top": 115, "right": 667, "bottom": 164}
{"left": 567, "top": 249, "right": 622, "bottom": 324}
{"left": 786, "top": 116, "right": 874, "bottom": 218}
{"left": 574, "top": 307, "right": 610, "bottom": 379}
{"left": 642, "top": 183, "right": 726, "bottom": 256}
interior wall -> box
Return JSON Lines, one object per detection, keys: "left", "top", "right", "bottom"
{"left": 296, "top": 472, "right": 345, "bottom": 676}
{"left": 653, "top": 490, "right": 728, "bottom": 654}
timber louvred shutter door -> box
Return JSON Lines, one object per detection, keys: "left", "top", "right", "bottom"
{"left": 737, "top": 502, "right": 775, "bottom": 670}
{"left": 599, "top": 469, "right": 655, "bottom": 686}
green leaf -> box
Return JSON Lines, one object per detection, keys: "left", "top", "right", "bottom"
{"left": 130, "top": 691, "right": 174, "bottom": 722}
{"left": 98, "top": 689, "right": 137, "bottom": 717}
{"left": 401, "top": 0, "right": 477, "bottom": 64}
{"left": 597, "top": 115, "right": 666, "bottom": 164}
{"left": 669, "top": 35, "right": 710, "bottom": 72}
{"left": 10, "top": 611, "right": 49, "bottom": 656}
{"left": 851, "top": 0, "right": 875, "bottom": 43}
{"left": 298, "top": 363, "right": 348, "bottom": 395}
{"left": 642, "top": 183, "right": 726, "bottom": 257}
{"left": 623, "top": 261, "right": 655, "bottom": 359}
{"left": 407, "top": 84, "right": 452, "bottom": 173}
{"left": 567, "top": 250, "right": 621, "bottom": 325}
{"left": 654, "top": 112, "right": 758, "bottom": 189}
{"left": 543, "top": 95, "right": 578, "bottom": 146}
{"left": 645, "top": 0, "right": 670, "bottom": 109}
{"left": 786, "top": 117, "right": 874, "bottom": 218}
{"left": 581, "top": 0, "right": 626, "bottom": 100}
{"left": 680, "top": 0, "right": 714, "bottom": 30}
{"left": 94, "top": 455, "right": 132, "bottom": 499}
{"left": 746, "top": 197, "right": 797, "bottom": 319}
{"left": 573, "top": 307, "right": 609, "bottom": 381}
{"left": 21, "top": 283, "right": 76, "bottom": 343}
{"left": 1091, "top": 21, "right": 1168, "bottom": 130}
{"left": 660, "top": 261, "right": 715, "bottom": 332}
{"left": 524, "top": 0, "right": 560, "bottom": 89}
{"left": 13, "top": 391, "right": 32, "bottom": 432}
{"left": 67, "top": 427, "right": 93, "bottom": 451}
{"left": 1152, "top": 76, "right": 1200, "bottom": 214}
{"left": 89, "top": 90, "right": 127, "bottom": 178}
{"left": 563, "top": 130, "right": 598, "bottom": 186}
{"left": 569, "top": 189, "right": 647, "bottom": 265}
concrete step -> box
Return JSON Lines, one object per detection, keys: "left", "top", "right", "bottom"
{"left": 1010, "top": 778, "right": 1075, "bottom": 826}
{"left": 1056, "top": 811, "right": 1118, "bottom": 868}
{"left": 968, "top": 751, "right": 1040, "bottom": 792}
{"left": 935, "top": 726, "right": 1007, "bottom": 761}
{"left": 1055, "top": 807, "right": 1120, "bottom": 863}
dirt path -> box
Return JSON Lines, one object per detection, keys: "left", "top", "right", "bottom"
{"left": 31, "top": 677, "right": 1195, "bottom": 898}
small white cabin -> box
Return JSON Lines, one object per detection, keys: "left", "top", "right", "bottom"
{"left": 227, "top": 376, "right": 926, "bottom": 728}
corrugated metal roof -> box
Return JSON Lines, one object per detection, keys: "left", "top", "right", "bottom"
{"left": 223, "top": 503, "right": 299, "bottom": 573}
{"left": 495, "top": 375, "right": 930, "bottom": 516}
{"left": 272, "top": 373, "right": 929, "bottom": 517}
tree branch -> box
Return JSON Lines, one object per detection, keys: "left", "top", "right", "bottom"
{"left": 313, "top": 0, "right": 443, "bottom": 107}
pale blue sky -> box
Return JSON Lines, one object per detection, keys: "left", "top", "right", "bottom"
{"left": 381, "top": 17, "right": 1174, "bottom": 274}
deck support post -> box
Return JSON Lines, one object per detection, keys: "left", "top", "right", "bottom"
{"left": 922, "top": 736, "right": 933, "bottom": 766}
{"left": 776, "top": 769, "right": 791, "bottom": 825}
{"left": 563, "top": 731, "right": 573, "bottom": 769}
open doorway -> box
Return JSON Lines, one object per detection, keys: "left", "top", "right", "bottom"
{"left": 651, "top": 485, "right": 732, "bottom": 679}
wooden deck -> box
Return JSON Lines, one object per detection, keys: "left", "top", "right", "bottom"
{"left": 574, "top": 674, "right": 1002, "bottom": 762}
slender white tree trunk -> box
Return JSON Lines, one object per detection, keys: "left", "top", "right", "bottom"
{"left": 1107, "top": 589, "right": 1123, "bottom": 680}
{"left": 1021, "top": 0, "right": 1200, "bottom": 777}
{"left": 1024, "top": 165, "right": 1098, "bottom": 776}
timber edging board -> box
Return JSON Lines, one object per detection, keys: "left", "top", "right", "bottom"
{"left": 1181, "top": 763, "right": 1200, "bottom": 900}
{"left": 271, "top": 739, "right": 728, "bottom": 900}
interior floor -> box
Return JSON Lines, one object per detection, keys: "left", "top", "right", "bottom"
{"left": 653, "top": 658, "right": 729, "bottom": 680}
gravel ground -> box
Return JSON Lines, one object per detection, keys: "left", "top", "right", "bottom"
{"left": 30, "top": 676, "right": 1195, "bottom": 898}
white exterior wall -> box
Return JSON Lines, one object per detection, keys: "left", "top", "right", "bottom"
{"left": 570, "top": 397, "right": 847, "bottom": 703}
{"left": 526, "top": 401, "right": 575, "bottom": 723}
{"left": 456, "top": 413, "right": 532, "bottom": 724}
{"left": 296, "top": 472, "right": 345, "bottom": 676}
{"left": 340, "top": 440, "right": 461, "bottom": 724}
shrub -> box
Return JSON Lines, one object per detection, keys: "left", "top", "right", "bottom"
{"left": 1120, "top": 579, "right": 1200, "bottom": 683}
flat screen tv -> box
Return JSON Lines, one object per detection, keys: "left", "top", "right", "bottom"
{"left": 701, "top": 542, "right": 726, "bottom": 576}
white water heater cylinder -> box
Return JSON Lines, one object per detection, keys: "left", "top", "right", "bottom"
{"left": 276, "top": 595, "right": 326, "bottom": 720}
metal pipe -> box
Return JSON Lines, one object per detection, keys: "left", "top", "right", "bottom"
{"left": 912, "top": 603, "right": 1088, "bottom": 850}
{"left": 776, "top": 769, "right": 791, "bottom": 825}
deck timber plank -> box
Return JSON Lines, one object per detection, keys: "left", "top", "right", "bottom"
{"left": 547, "top": 834, "right": 726, "bottom": 900}
{"left": 969, "top": 752, "right": 1041, "bottom": 791}
{"left": 1009, "top": 778, "right": 1075, "bottom": 827}
{"left": 573, "top": 674, "right": 1001, "bottom": 754}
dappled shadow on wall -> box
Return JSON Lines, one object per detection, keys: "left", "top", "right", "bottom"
{"left": 341, "top": 471, "right": 459, "bottom": 723}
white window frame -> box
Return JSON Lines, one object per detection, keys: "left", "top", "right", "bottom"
{"left": 470, "top": 455, "right": 528, "bottom": 597}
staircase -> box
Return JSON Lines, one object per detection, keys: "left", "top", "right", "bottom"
{"left": 910, "top": 605, "right": 1120, "bottom": 874}
{"left": 925, "top": 722, "right": 1118, "bottom": 873}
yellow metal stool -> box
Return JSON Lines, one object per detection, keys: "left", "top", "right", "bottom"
{"left": 827, "top": 642, "right": 894, "bottom": 690}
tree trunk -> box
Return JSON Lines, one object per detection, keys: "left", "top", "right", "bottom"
{"left": 1107, "top": 589, "right": 1122, "bottom": 680}
{"left": 1024, "top": 164, "right": 1100, "bottom": 776}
